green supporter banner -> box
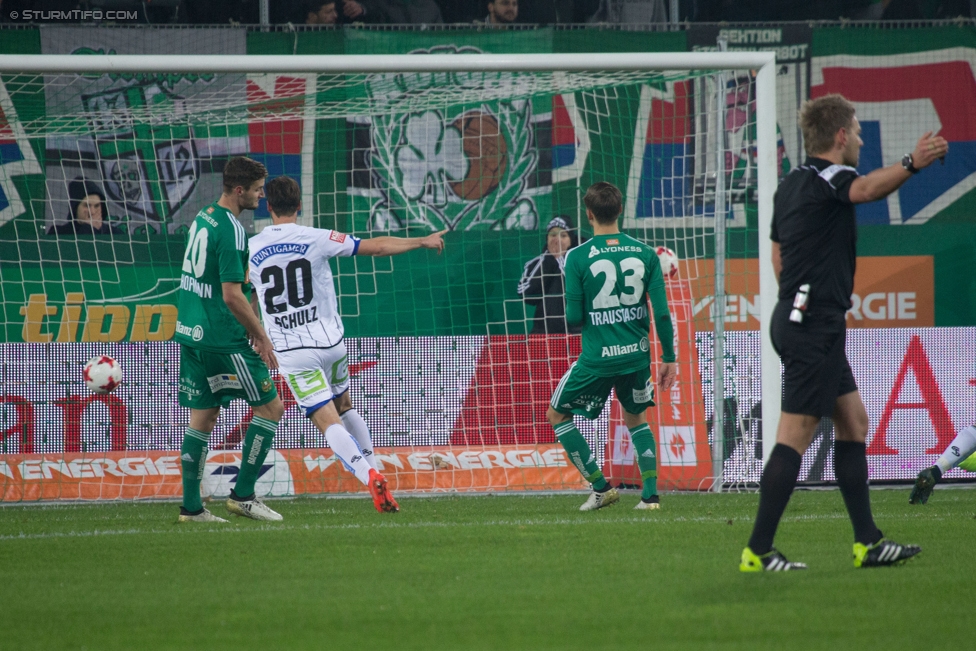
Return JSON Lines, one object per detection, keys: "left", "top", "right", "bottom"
{"left": 1, "top": 25, "right": 975, "bottom": 345}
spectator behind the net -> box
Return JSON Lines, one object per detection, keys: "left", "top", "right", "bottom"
{"left": 48, "top": 179, "right": 123, "bottom": 236}
{"left": 305, "top": 0, "right": 368, "bottom": 24}
{"left": 360, "top": 0, "right": 443, "bottom": 23}
{"left": 517, "top": 216, "right": 582, "bottom": 335}
{"left": 485, "top": 0, "right": 518, "bottom": 23}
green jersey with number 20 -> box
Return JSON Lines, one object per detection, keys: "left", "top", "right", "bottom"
{"left": 174, "top": 201, "right": 252, "bottom": 353}
{"left": 564, "top": 233, "right": 674, "bottom": 376}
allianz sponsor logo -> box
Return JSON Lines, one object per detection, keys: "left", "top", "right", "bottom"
{"left": 601, "top": 336, "right": 649, "bottom": 358}
{"left": 180, "top": 274, "right": 213, "bottom": 300}
{"left": 602, "top": 343, "right": 638, "bottom": 357}
{"left": 176, "top": 321, "right": 204, "bottom": 341}
{"left": 590, "top": 304, "right": 647, "bottom": 326}
{"left": 303, "top": 448, "right": 569, "bottom": 472}
{"left": 250, "top": 242, "right": 310, "bottom": 267}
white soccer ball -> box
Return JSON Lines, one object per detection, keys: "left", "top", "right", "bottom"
{"left": 83, "top": 355, "right": 123, "bottom": 394}
{"left": 656, "top": 246, "right": 679, "bottom": 280}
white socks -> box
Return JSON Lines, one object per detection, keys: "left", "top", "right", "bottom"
{"left": 341, "top": 408, "right": 377, "bottom": 471}
{"left": 325, "top": 423, "right": 372, "bottom": 484}
{"left": 936, "top": 426, "right": 976, "bottom": 473}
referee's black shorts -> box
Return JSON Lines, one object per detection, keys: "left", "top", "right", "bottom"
{"left": 771, "top": 300, "right": 858, "bottom": 418}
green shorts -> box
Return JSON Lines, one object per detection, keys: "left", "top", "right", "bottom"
{"left": 550, "top": 362, "right": 655, "bottom": 420}
{"left": 178, "top": 345, "right": 278, "bottom": 410}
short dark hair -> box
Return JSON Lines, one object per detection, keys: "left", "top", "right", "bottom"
{"left": 222, "top": 157, "right": 267, "bottom": 193}
{"left": 583, "top": 182, "right": 622, "bottom": 225}
{"left": 265, "top": 176, "right": 301, "bottom": 217}
{"left": 799, "top": 94, "right": 856, "bottom": 156}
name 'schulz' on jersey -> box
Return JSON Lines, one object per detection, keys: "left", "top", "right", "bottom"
{"left": 248, "top": 224, "right": 360, "bottom": 351}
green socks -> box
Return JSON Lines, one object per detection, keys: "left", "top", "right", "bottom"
{"left": 180, "top": 428, "right": 210, "bottom": 512}
{"left": 234, "top": 416, "right": 278, "bottom": 499}
{"left": 630, "top": 423, "right": 658, "bottom": 499}
{"left": 554, "top": 420, "right": 608, "bottom": 491}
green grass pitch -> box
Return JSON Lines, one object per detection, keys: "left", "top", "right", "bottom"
{"left": 0, "top": 489, "right": 974, "bottom": 650}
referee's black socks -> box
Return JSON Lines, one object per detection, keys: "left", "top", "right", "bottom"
{"left": 748, "top": 443, "right": 803, "bottom": 556}
{"left": 834, "top": 440, "right": 882, "bottom": 545}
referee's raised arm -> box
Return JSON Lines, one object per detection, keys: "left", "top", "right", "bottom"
{"left": 847, "top": 130, "right": 949, "bottom": 204}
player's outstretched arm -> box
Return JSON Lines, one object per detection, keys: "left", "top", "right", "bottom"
{"left": 848, "top": 131, "right": 948, "bottom": 204}
{"left": 357, "top": 229, "right": 447, "bottom": 257}
{"left": 223, "top": 281, "right": 278, "bottom": 371}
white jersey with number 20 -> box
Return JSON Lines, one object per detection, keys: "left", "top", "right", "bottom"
{"left": 248, "top": 222, "right": 360, "bottom": 352}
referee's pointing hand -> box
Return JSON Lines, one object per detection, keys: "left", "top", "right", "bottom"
{"left": 912, "top": 131, "right": 949, "bottom": 168}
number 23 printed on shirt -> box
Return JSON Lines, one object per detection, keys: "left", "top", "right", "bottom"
{"left": 589, "top": 257, "right": 645, "bottom": 309}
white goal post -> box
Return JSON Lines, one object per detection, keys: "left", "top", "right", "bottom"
{"left": 0, "top": 51, "right": 780, "bottom": 498}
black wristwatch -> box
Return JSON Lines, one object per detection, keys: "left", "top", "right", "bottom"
{"left": 902, "top": 153, "right": 920, "bottom": 174}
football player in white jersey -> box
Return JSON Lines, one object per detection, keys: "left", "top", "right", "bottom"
{"left": 248, "top": 176, "right": 445, "bottom": 512}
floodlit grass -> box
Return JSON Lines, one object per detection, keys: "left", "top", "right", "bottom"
{"left": 0, "top": 489, "right": 973, "bottom": 650}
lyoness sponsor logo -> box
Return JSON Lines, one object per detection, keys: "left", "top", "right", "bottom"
{"left": 588, "top": 244, "right": 642, "bottom": 258}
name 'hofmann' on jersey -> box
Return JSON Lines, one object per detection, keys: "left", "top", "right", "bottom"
{"left": 590, "top": 304, "right": 647, "bottom": 326}
{"left": 180, "top": 274, "right": 212, "bottom": 299}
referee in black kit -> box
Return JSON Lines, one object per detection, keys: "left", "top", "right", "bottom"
{"left": 740, "top": 94, "right": 949, "bottom": 572}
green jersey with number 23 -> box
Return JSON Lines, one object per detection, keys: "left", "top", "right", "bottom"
{"left": 564, "top": 233, "right": 668, "bottom": 376}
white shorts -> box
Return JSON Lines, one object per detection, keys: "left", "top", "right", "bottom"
{"left": 276, "top": 342, "right": 350, "bottom": 417}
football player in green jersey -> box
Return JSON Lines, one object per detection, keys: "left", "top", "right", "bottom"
{"left": 547, "top": 182, "right": 677, "bottom": 511}
{"left": 175, "top": 156, "right": 286, "bottom": 523}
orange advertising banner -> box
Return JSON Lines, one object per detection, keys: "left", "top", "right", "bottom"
{"left": 681, "top": 256, "right": 933, "bottom": 331}
{"left": 603, "top": 277, "right": 713, "bottom": 491}
{"left": 0, "top": 444, "right": 586, "bottom": 502}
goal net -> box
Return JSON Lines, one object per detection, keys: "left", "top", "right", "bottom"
{"left": 0, "top": 52, "right": 778, "bottom": 501}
